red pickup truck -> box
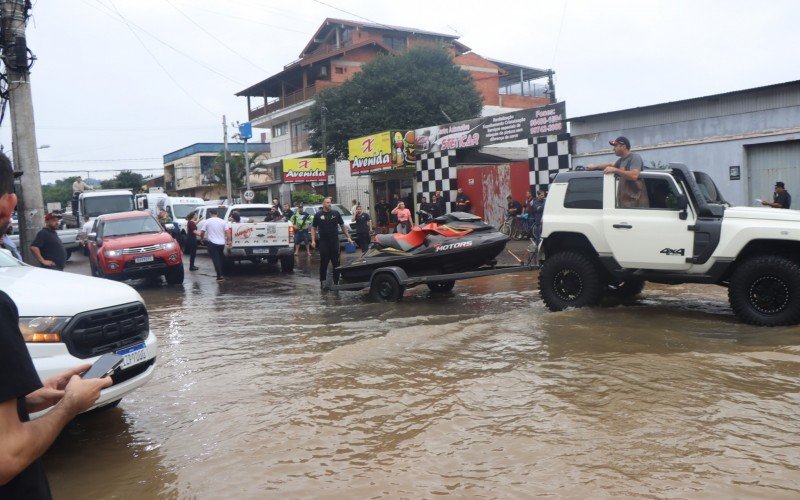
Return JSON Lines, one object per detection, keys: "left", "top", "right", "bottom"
{"left": 88, "top": 211, "right": 184, "bottom": 284}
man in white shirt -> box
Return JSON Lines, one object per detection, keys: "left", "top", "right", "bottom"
{"left": 71, "top": 176, "right": 87, "bottom": 216}
{"left": 197, "top": 208, "right": 228, "bottom": 281}
{"left": 79, "top": 216, "right": 93, "bottom": 256}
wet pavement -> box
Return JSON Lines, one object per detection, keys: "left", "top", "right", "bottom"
{"left": 45, "top": 248, "right": 800, "bottom": 497}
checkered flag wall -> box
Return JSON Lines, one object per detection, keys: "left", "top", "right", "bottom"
{"left": 529, "top": 133, "right": 571, "bottom": 192}
{"left": 416, "top": 150, "right": 458, "bottom": 213}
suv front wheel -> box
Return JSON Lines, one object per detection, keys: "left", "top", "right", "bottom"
{"left": 728, "top": 255, "right": 800, "bottom": 326}
{"left": 539, "top": 251, "right": 603, "bottom": 311}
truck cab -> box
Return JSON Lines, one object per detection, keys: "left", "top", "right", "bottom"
{"left": 79, "top": 189, "right": 135, "bottom": 224}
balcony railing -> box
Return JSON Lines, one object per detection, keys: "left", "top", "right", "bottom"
{"left": 247, "top": 81, "right": 340, "bottom": 121}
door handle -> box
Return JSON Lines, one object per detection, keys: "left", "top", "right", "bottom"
{"left": 612, "top": 223, "right": 632, "bottom": 229}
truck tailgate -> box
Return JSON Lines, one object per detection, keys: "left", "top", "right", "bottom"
{"left": 230, "top": 222, "right": 291, "bottom": 247}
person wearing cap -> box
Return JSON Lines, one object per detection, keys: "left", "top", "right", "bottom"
{"left": 587, "top": 136, "right": 649, "bottom": 208}
{"left": 0, "top": 152, "right": 113, "bottom": 498}
{"left": 762, "top": 182, "right": 791, "bottom": 209}
{"left": 30, "top": 213, "right": 67, "bottom": 271}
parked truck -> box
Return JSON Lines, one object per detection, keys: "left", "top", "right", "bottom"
{"left": 62, "top": 189, "right": 135, "bottom": 228}
{"left": 199, "top": 204, "right": 294, "bottom": 272}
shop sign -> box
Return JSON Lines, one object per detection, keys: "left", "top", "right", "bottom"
{"left": 415, "top": 101, "right": 566, "bottom": 155}
{"left": 348, "top": 130, "right": 416, "bottom": 175}
{"left": 282, "top": 158, "right": 327, "bottom": 183}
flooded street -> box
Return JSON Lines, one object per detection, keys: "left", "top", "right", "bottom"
{"left": 45, "top": 253, "right": 800, "bottom": 498}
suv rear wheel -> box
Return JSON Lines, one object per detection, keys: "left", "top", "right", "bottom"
{"left": 728, "top": 255, "right": 800, "bottom": 326}
{"left": 539, "top": 251, "right": 603, "bottom": 311}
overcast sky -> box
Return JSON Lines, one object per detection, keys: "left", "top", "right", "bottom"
{"left": 3, "top": 0, "right": 798, "bottom": 182}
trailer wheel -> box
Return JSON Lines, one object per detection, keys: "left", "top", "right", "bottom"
{"left": 370, "top": 273, "right": 404, "bottom": 302}
{"left": 427, "top": 280, "right": 455, "bottom": 293}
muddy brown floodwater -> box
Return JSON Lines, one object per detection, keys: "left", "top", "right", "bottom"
{"left": 45, "top": 254, "right": 800, "bottom": 498}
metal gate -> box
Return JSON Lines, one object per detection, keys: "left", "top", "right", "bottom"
{"left": 747, "top": 141, "right": 800, "bottom": 205}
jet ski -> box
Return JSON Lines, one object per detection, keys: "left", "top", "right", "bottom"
{"left": 337, "top": 212, "right": 510, "bottom": 283}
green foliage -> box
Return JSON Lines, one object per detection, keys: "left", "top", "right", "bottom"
{"left": 211, "top": 151, "right": 265, "bottom": 192}
{"left": 100, "top": 170, "right": 146, "bottom": 192}
{"left": 307, "top": 46, "right": 483, "bottom": 160}
{"left": 42, "top": 176, "right": 79, "bottom": 209}
{"left": 291, "top": 190, "right": 324, "bottom": 205}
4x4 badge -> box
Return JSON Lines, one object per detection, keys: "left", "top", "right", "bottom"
{"left": 660, "top": 248, "right": 685, "bottom": 256}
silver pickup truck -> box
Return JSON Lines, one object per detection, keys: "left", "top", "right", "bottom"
{"left": 9, "top": 228, "right": 81, "bottom": 260}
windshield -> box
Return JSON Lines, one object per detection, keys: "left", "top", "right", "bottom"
{"left": 693, "top": 172, "right": 729, "bottom": 205}
{"left": 172, "top": 203, "right": 204, "bottom": 218}
{"left": 230, "top": 207, "right": 274, "bottom": 219}
{"left": 0, "top": 248, "right": 22, "bottom": 267}
{"left": 331, "top": 204, "right": 351, "bottom": 216}
{"left": 102, "top": 216, "right": 162, "bottom": 237}
{"left": 83, "top": 195, "right": 134, "bottom": 217}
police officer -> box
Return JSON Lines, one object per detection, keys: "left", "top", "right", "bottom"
{"left": 311, "top": 197, "right": 352, "bottom": 288}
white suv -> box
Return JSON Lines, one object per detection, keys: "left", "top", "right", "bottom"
{"left": 0, "top": 249, "right": 158, "bottom": 415}
{"left": 538, "top": 163, "right": 800, "bottom": 326}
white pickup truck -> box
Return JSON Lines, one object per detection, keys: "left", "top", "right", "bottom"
{"left": 209, "top": 204, "right": 295, "bottom": 272}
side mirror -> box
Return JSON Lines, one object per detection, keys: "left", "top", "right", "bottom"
{"left": 676, "top": 195, "right": 688, "bottom": 220}
{"left": 87, "top": 233, "right": 97, "bottom": 242}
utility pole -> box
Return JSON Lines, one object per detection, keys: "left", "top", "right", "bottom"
{"left": 222, "top": 115, "right": 232, "bottom": 201}
{"left": 321, "top": 106, "right": 328, "bottom": 197}
{"left": 1, "top": 0, "right": 43, "bottom": 265}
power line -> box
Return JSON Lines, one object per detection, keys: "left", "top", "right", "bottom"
{"left": 40, "top": 158, "right": 161, "bottom": 163}
{"left": 309, "top": 0, "right": 398, "bottom": 31}
{"left": 550, "top": 0, "right": 568, "bottom": 69}
{"left": 41, "top": 167, "right": 164, "bottom": 173}
{"left": 172, "top": 0, "right": 313, "bottom": 35}
{"left": 105, "top": 0, "right": 220, "bottom": 118}
{"left": 165, "top": 0, "right": 270, "bottom": 73}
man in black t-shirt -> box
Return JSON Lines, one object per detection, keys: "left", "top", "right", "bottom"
{"left": 30, "top": 213, "right": 67, "bottom": 270}
{"left": 0, "top": 153, "right": 112, "bottom": 498}
{"left": 455, "top": 188, "right": 471, "bottom": 213}
{"left": 374, "top": 198, "right": 390, "bottom": 233}
{"left": 506, "top": 196, "right": 522, "bottom": 217}
{"left": 311, "top": 197, "right": 352, "bottom": 288}
{"left": 762, "top": 181, "right": 792, "bottom": 209}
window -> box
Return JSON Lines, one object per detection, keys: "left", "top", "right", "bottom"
{"left": 273, "top": 122, "right": 288, "bottom": 137}
{"left": 291, "top": 120, "right": 307, "bottom": 138}
{"left": 335, "top": 66, "right": 345, "bottom": 74}
{"left": 564, "top": 177, "right": 602, "bottom": 209}
{"left": 616, "top": 175, "right": 683, "bottom": 210}
{"left": 382, "top": 35, "right": 406, "bottom": 51}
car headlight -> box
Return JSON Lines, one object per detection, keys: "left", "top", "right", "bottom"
{"left": 161, "top": 241, "right": 177, "bottom": 251}
{"left": 19, "top": 316, "right": 70, "bottom": 343}
{"left": 104, "top": 249, "right": 122, "bottom": 257}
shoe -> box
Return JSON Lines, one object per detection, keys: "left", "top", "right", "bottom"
{"left": 190, "top": 266, "right": 199, "bottom": 271}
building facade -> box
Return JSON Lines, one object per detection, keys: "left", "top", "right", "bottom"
{"left": 236, "top": 17, "right": 554, "bottom": 207}
{"left": 163, "top": 142, "right": 271, "bottom": 200}
{"left": 570, "top": 81, "right": 800, "bottom": 207}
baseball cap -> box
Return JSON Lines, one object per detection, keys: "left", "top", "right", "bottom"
{"left": 776, "top": 181, "right": 785, "bottom": 188}
{"left": 44, "top": 212, "right": 60, "bottom": 222}
{"left": 609, "top": 136, "right": 631, "bottom": 148}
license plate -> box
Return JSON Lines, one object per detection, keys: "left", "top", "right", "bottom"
{"left": 115, "top": 342, "right": 147, "bottom": 369}
{"left": 135, "top": 255, "right": 154, "bottom": 263}
{"left": 252, "top": 248, "right": 270, "bottom": 254}
{"left": 266, "top": 226, "right": 276, "bottom": 234}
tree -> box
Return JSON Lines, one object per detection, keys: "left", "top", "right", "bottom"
{"left": 42, "top": 176, "right": 79, "bottom": 209}
{"left": 100, "top": 170, "right": 146, "bottom": 192}
{"left": 307, "top": 46, "right": 483, "bottom": 160}
{"left": 210, "top": 150, "right": 266, "bottom": 193}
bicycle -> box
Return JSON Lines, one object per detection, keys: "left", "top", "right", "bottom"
{"left": 500, "top": 212, "right": 530, "bottom": 240}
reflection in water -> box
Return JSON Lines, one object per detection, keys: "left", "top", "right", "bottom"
{"left": 44, "top": 267, "right": 800, "bottom": 497}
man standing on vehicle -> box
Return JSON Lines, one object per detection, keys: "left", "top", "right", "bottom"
{"left": 587, "top": 136, "right": 649, "bottom": 208}
{"left": 311, "top": 197, "right": 353, "bottom": 288}
{"left": 198, "top": 208, "right": 228, "bottom": 281}
{"left": 0, "top": 153, "right": 113, "bottom": 498}
{"left": 762, "top": 181, "right": 792, "bottom": 209}
{"left": 71, "top": 175, "right": 87, "bottom": 216}
{"left": 282, "top": 202, "right": 294, "bottom": 221}
{"left": 30, "top": 213, "right": 67, "bottom": 271}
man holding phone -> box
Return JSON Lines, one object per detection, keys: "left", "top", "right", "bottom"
{"left": 0, "top": 153, "right": 113, "bottom": 498}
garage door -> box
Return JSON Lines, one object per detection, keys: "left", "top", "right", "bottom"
{"left": 747, "top": 141, "right": 800, "bottom": 205}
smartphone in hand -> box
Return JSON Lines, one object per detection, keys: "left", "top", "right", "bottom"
{"left": 81, "top": 353, "right": 124, "bottom": 379}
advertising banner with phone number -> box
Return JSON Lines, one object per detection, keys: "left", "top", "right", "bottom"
{"left": 414, "top": 101, "right": 566, "bottom": 155}
{"left": 282, "top": 158, "right": 327, "bottom": 183}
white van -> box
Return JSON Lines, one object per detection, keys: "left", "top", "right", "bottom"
{"left": 0, "top": 249, "right": 158, "bottom": 415}
{"left": 135, "top": 194, "right": 205, "bottom": 244}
